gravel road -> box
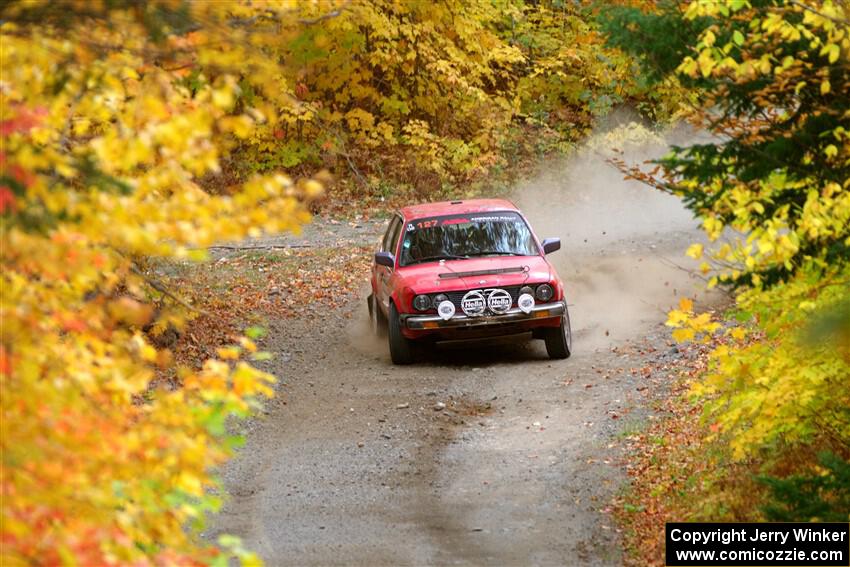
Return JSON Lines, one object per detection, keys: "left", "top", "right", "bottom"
{"left": 208, "top": 123, "right": 719, "bottom": 566}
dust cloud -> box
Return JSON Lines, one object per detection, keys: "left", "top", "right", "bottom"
{"left": 346, "top": 285, "right": 388, "bottom": 357}
{"left": 516, "top": 109, "right": 717, "bottom": 350}
{"left": 349, "top": 109, "right": 719, "bottom": 355}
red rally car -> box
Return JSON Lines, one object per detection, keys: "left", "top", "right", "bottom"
{"left": 368, "top": 198, "right": 571, "bottom": 364}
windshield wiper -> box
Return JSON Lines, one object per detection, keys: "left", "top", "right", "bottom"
{"left": 406, "top": 254, "right": 468, "bottom": 265}
{"left": 467, "top": 250, "right": 523, "bottom": 256}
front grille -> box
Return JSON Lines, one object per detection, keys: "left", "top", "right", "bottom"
{"left": 444, "top": 285, "right": 523, "bottom": 311}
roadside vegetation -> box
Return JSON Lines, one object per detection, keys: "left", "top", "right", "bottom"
{"left": 603, "top": 0, "right": 849, "bottom": 562}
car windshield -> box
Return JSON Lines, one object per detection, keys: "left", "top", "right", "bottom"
{"left": 399, "top": 212, "right": 538, "bottom": 266}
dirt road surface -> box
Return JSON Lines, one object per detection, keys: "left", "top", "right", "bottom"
{"left": 209, "top": 123, "right": 716, "bottom": 566}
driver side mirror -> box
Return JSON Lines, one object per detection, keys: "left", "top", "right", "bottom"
{"left": 375, "top": 251, "right": 395, "bottom": 268}
{"left": 542, "top": 238, "right": 561, "bottom": 255}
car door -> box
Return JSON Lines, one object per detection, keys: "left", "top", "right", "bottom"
{"left": 375, "top": 214, "right": 403, "bottom": 312}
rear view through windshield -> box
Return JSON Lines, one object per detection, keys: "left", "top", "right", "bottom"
{"left": 399, "top": 212, "right": 538, "bottom": 266}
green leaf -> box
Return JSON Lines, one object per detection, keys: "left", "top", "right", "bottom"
{"left": 245, "top": 326, "right": 266, "bottom": 340}
{"left": 250, "top": 351, "right": 273, "bottom": 362}
{"left": 732, "top": 30, "right": 744, "bottom": 46}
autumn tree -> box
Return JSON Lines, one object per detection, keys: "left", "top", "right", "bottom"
{"left": 0, "top": 1, "right": 323, "bottom": 563}
{"left": 604, "top": 0, "right": 849, "bottom": 521}
{"left": 231, "top": 0, "right": 663, "bottom": 195}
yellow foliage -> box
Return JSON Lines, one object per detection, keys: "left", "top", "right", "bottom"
{"left": 698, "top": 267, "right": 850, "bottom": 461}
{"left": 685, "top": 243, "right": 704, "bottom": 259}
{"left": 676, "top": 0, "right": 850, "bottom": 288}
{"left": 233, "top": 0, "right": 668, "bottom": 191}
{"left": 0, "top": 2, "right": 316, "bottom": 564}
{"left": 666, "top": 298, "right": 721, "bottom": 344}
{"left": 669, "top": 0, "right": 850, "bottom": 472}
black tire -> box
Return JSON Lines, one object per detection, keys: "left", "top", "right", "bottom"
{"left": 368, "top": 294, "right": 386, "bottom": 337}
{"left": 544, "top": 307, "right": 572, "bottom": 359}
{"left": 388, "top": 302, "right": 415, "bottom": 365}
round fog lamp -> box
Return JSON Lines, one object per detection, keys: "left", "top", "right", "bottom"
{"left": 437, "top": 300, "right": 456, "bottom": 321}
{"left": 536, "top": 283, "right": 554, "bottom": 302}
{"left": 518, "top": 293, "right": 535, "bottom": 314}
{"left": 413, "top": 294, "right": 431, "bottom": 311}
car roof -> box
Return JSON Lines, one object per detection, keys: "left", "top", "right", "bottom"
{"left": 399, "top": 198, "right": 519, "bottom": 220}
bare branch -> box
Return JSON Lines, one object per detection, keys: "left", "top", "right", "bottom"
{"left": 299, "top": 5, "right": 347, "bottom": 26}
{"left": 130, "top": 264, "right": 209, "bottom": 316}
{"left": 787, "top": 0, "right": 850, "bottom": 27}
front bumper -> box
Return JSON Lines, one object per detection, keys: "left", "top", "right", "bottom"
{"left": 402, "top": 301, "right": 565, "bottom": 330}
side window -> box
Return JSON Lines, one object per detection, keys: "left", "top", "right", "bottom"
{"left": 382, "top": 216, "right": 402, "bottom": 253}
{"left": 387, "top": 215, "right": 404, "bottom": 256}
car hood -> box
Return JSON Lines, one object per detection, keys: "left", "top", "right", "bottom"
{"left": 397, "top": 255, "right": 552, "bottom": 293}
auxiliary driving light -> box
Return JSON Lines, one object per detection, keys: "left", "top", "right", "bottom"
{"left": 518, "top": 293, "right": 535, "bottom": 314}
{"left": 437, "top": 300, "right": 456, "bottom": 320}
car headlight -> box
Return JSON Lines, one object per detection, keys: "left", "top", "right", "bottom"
{"left": 536, "top": 283, "right": 554, "bottom": 302}
{"left": 434, "top": 293, "right": 448, "bottom": 304}
{"left": 413, "top": 294, "right": 432, "bottom": 311}
{"left": 519, "top": 285, "right": 534, "bottom": 297}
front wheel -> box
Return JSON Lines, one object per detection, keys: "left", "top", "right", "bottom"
{"left": 388, "top": 302, "right": 415, "bottom": 365}
{"left": 544, "top": 308, "right": 572, "bottom": 359}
